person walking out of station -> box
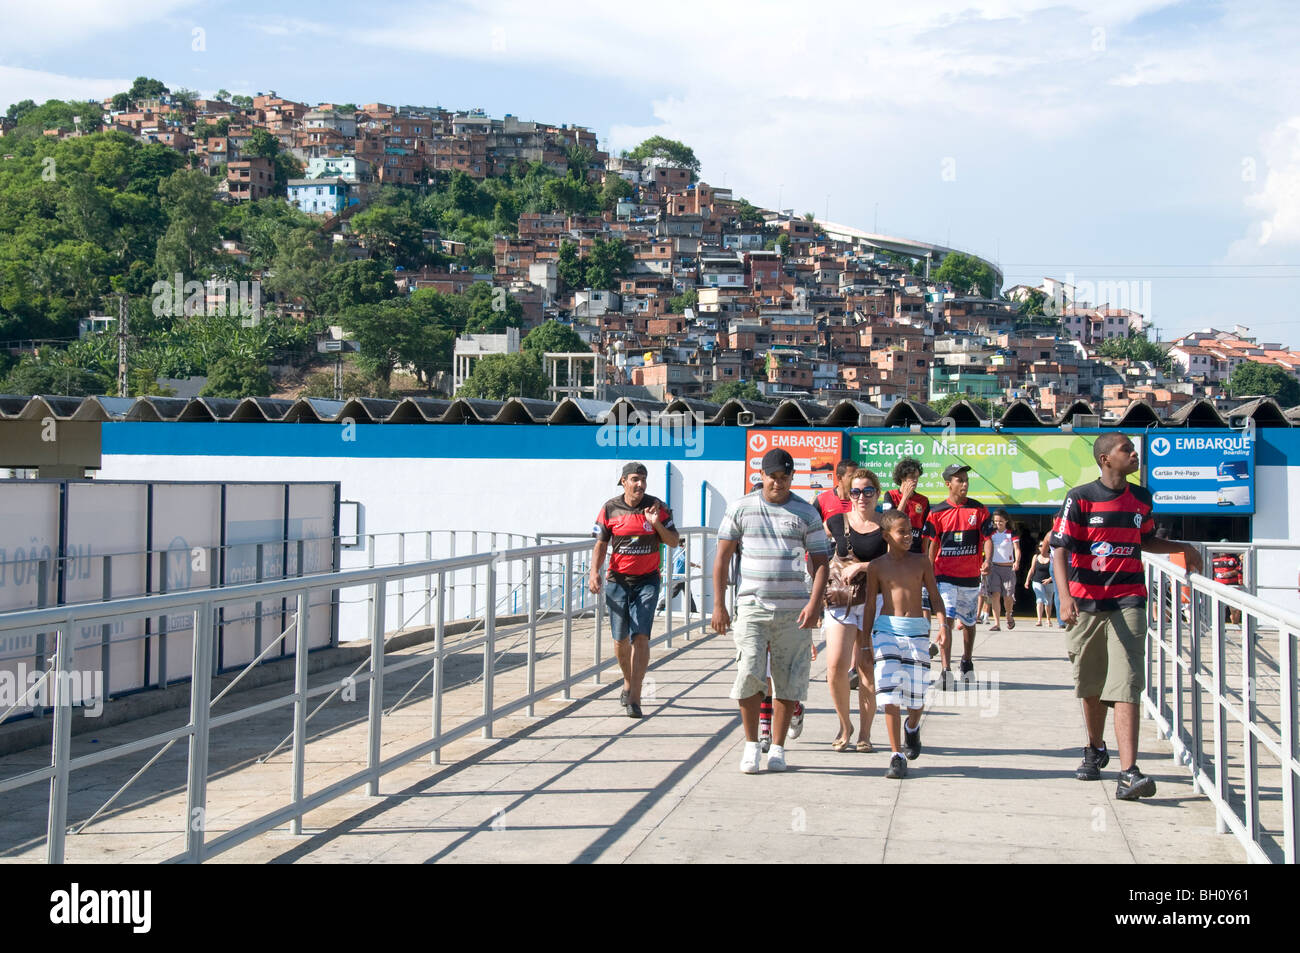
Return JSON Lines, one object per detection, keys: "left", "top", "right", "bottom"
{"left": 924, "top": 464, "right": 994, "bottom": 689}
{"left": 712, "top": 448, "right": 829, "bottom": 774}
{"left": 589, "top": 462, "right": 680, "bottom": 720}
{"left": 1052, "top": 433, "right": 1202, "bottom": 799}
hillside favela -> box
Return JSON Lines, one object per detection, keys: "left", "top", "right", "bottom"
{"left": 4, "top": 81, "right": 1298, "bottom": 416}
{"left": 0, "top": 44, "right": 1296, "bottom": 895}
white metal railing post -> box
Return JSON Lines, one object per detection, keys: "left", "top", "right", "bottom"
{"left": 397, "top": 535, "right": 405, "bottom": 627}
{"left": 527, "top": 555, "right": 539, "bottom": 716}
{"left": 1212, "top": 592, "right": 1230, "bottom": 835}
{"left": 290, "top": 590, "right": 310, "bottom": 835}
{"left": 561, "top": 550, "right": 573, "bottom": 699}
{"left": 1243, "top": 604, "right": 1260, "bottom": 846}
{"left": 184, "top": 602, "right": 214, "bottom": 863}
{"left": 448, "top": 533, "right": 456, "bottom": 620}
{"left": 684, "top": 533, "right": 692, "bottom": 641}
{"left": 45, "top": 617, "right": 75, "bottom": 864}
{"left": 470, "top": 534, "right": 478, "bottom": 621}
{"left": 665, "top": 544, "right": 674, "bottom": 649}
{"left": 424, "top": 532, "right": 433, "bottom": 627}
{"left": 482, "top": 558, "right": 496, "bottom": 739}
{"left": 431, "top": 571, "right": 445, "bottom": 765}
{"left": 367, "top": 579, "right": 386, "bottom": 796}
{"left": 1281, "top": 622, "right": 1298, "bottom": 863}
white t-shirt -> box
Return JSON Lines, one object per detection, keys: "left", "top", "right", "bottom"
{"left": 991, "top": 531, "right": 1016, "bottom": 563}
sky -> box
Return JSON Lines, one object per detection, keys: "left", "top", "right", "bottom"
{"left": 3, "top": 0, "right": 1299, "bottom": 345}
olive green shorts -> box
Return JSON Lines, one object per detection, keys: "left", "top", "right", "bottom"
{"left": 1066, "top": 605, "right": 1146, "bottom": 706}
{"left": 730, "top": 602, "right": 812, "bottom": 702}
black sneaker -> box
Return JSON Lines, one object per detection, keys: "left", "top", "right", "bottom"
{"left": 619, "top": 689, "right": 629, "bottom": 707}
{"left": 959, "top": 657, "right": 974, "bottom": 682}
{"left": 904, "top": 720, "right": 922, "bottom": 760}
{"left": 886, "top": 754, "right": 908, "bottom": 779}
{"left": 1075, "top": 744, "right": 1110, "bottom": 781}
{"left": 1116, "top": 766, "right": 1157, "bottom": 800}
{"left": 625, "top": 701, "right": 643, "bottom": 719}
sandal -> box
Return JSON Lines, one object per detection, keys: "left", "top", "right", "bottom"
{"left": 856, "top": 740, "right": 874, "bottom": 753}
{"left": 1007, "top": 616, "right": 1015, "bottom": 629}
{"left": 988, "top": 624, "right": 1001, "bottom": 631}
{"left": 831, "top": 737, "right": 850, "bottom": 752}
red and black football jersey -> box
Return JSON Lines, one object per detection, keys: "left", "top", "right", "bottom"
{"left": 924, "top": 498, "right": 993, "bottom": 585}
{"left": 593, "top": 494, "right": 673, "bottom": 578}
{"left": 883, "top": 489, "right": 931, "bottom": 554}
{"left": 1212, "top": 553, "right": 1242, "bottom": 586}
{"left": 1050, "top": 479, "right": 1154, "bottom": 612}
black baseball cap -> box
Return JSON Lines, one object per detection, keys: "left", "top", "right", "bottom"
{"left": 761, "top": 448, "right": 795, "bottom": 475}
{"left": 942, "top": 464, "right": 972, "bottom": 480}
{"left": 619, "top": 461, "right": 648, "bottom": 485}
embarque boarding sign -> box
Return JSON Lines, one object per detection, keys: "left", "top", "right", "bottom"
{"left": 848, "top": 432, "right": 1142, "bottom": 508}
{"left": 1145, "top": 430, "right": 1255, "bottom": 514}
{"left": 744, "top": 430, "right": 842, "bottom": 495}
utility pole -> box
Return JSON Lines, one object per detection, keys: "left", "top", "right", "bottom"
{"left": 117, "top": 294, "right": 129, "bottom": 398}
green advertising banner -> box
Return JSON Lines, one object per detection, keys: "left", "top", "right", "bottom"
{"left": 848, "top": 432, "right": 1142, "bottom": 508}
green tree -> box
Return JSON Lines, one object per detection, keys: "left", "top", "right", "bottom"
{"left": 318, "top": 259, "right": 398, "bottom": 315}
{"left": 200, "top": 354, "right": 272, "bottom": 398}
{"left": 734, "top": 199, "right": 765, "bottom": 224}
{"left": 231, "top": 95, "right": 254, "bottom": 109}
{"left": 456, "top": 351, "right": 548, "bottom": 400}
{"left": 459, "top": 282, "right": 523, "bottom": 334}
{"left": 556, "top": 241, "right": 585, "bottom": 290}
{"left": 584, "top": 236, "right": 631, "bottom": 291}
{"left": 1098, "top": 332, "right": 1172, "bottom": 374}
{"left": 0, "top": 353, "right": 111, "bottom": 397}
{"left": 599, "top": 175, "right": 635, "bottom": 211}
{"left": 930, "top": 393, "right": 994, "bottom": 417}
{"left": 110, "top": 92, "right": 132, "bottom": 112}
{"left": 128, "top": 77, "right": 169, "bottom": 101}
{"left": 625, "top": 136, "right": 701, "bottom": 180}
{"left": 215, "top": 89, "right": 231, "bottom": 102}
{"left": 541, "top": 175, "right": 596, "bottom": 214}
{"left": 934, "top": 252, "right": 998, "bottom": 298}
{"left": 668, "top": 287, "right": 698, "bottom": 313}
{"left": 154, "top": 168, "right": 221, "bottom": 277}
{"left": 1017, "top": 288, "right": 1047, "bottom": 316}
{"left": 349, "top": 204, "right": 428, "bottom": 269}
{"left": 1227, "top": 360, "right": 1300, "bottom": 405}
{"left": 710, "top": 380, "right": 763, "bottom": 403}
{"left": 522, "top": 319, "right": 587, "bottom": 356}
{"left": 263, "top": 227, "right": 333, "bottom": 315}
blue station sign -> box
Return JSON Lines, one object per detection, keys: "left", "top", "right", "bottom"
{"left": 1145, "top": 430, "right": 1255, "bottom": 514}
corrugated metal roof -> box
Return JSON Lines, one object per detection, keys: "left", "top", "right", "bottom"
{"left": 0, "top": 393, "right": 1287, "bottom": 428}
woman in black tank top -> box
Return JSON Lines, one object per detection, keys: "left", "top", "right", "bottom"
{"left": 821, "top": 469, "right": 885, "bottom": 752}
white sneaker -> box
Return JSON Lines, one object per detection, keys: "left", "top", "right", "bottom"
{"left": 739, "top": 741, "right": 762, "bottom": 774}
{"left": 789, "top": 703, "right": 804, "bottom": 739}
{"left": 767, "top": 744, "right": 787, "bottom": 772}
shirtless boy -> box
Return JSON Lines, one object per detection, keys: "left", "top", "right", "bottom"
{"left": 861, "top": 509, "right": 945, "bottom": 780}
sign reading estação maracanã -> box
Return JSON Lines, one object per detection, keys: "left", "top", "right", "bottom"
{"left": 848, "top": 432, "right": 1142, "bottom": 508}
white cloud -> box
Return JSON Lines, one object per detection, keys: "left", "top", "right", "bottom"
{"left": 0, "top": 65, "right": 127, "bottom": 111}
{"left": 1227, "top": 116, "right": 1300, "bottom": 260}
{"left": 0, "top": 0, "right": 199, "bottom": 51}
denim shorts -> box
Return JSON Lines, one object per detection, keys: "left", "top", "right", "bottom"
{"left": 604, "top": 575, "right": 660, "bottom": 641}
{"left": 939, "top": 581, "right": 980, "bottom": 627}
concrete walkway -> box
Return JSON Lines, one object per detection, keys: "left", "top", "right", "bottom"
{"left": 0, "top": 615, "right": 1245, "bottom": 864}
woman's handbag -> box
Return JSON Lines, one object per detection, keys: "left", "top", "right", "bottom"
{"left": 824, "top": 552, "right": 866, "bottom": 608}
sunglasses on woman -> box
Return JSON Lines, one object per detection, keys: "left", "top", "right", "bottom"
{"left": 849, "top": 487, "right": 877, "bottom": 497}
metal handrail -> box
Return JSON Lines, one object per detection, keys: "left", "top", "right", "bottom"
{"left": 1142, "top": 550, "right": 1299, "bottom": 865}
{"left": 0, "top": 528, "right": 719, "bottom": 863}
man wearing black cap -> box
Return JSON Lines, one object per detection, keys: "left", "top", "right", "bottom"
{"left": 590, "top": 462, "right": 680, "bottom": 719}
{"left": 713, "top": 447, "right": 830, "bottom": 774}
{"left": 923, "top": 464, "right": 994, "bottom": 689}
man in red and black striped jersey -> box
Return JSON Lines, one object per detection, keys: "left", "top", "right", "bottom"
{"left": 589, "top": 462, "right": 680, "bottom": 720}
{"left": 1052, "top": 432, "right": 1202, "bottom": 800}
{"left": 924, "top": 464, "right": 994, "bottom": 689}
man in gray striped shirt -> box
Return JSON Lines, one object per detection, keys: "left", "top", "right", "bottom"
{"left": 713, "top": 447, "right": 830, "bottom": 774}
